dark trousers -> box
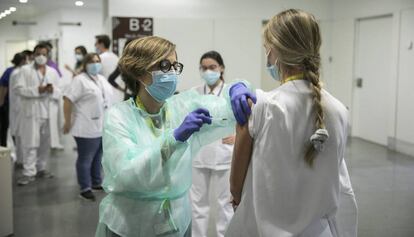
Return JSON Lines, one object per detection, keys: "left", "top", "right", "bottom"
{"left": 74, "top": 136, "right": 103, "bottom": 192}
{"left": 0, "top": 104, "right": 9, "bottom": 147}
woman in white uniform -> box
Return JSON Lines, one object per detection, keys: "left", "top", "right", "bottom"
{"left": 63, "top": 53, "right": 113, "bottom": 201}
{"left": 226, "top": 9, "right": 358, "bottom": 237}
{"left": 191, "top": 51, "right": 234, "bottom": 237}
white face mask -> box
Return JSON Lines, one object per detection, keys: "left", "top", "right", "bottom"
{"left": 34, "top": 55, "right": 48, "bottom": 65}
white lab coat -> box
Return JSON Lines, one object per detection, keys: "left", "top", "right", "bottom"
{"left": 13, "top": 64, "right": 63, "bottom": 148}
{"left": 225, "top": 80, "right": 357, "bottom": 237}
{"left": 191, "top": 80, "right": 234, "bottom": 237}
{"left": 64, "top": 72, "right": 114, "bottom": 138}
{"left": 9, "top": 67, "right": 22, "bottom": 137}
{"left": 100, "top": 51, "right": 123, "bottom": 103}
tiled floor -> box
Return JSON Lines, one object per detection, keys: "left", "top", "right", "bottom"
{"left": 10, "top": 137, "right": 414, "bottom": 237}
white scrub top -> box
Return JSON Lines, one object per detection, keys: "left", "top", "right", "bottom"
{"left": 36, "top": 69, "right": 50, "bottom": 119}
{"left": 100, "top": 51, "right": 124, "bottom": 103}
{"left": 193, "top": 80, "right": 234, "bottom": 170}
{"left": 99, "top": 51, "right": 119, "bottom": 78}
{"left": 64, "top": 72, "right": 113, "bottom": 138}
{"left": 225, "top": 80, "right": 357, "bottom": 237}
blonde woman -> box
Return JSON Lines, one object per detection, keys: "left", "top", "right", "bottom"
{"left": 95, "top": 36, "right": 255, "bottom": 237}
{"left": 226, "top": 9, "right": 358, "bottom": 237}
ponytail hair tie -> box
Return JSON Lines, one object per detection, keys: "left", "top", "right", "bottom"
{"left": 310, "top": 128, "right": 329, "bottom": 152}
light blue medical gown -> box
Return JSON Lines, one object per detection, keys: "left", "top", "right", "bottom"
{"left": 96, "top": 87, "right": 237, "bottom": 237}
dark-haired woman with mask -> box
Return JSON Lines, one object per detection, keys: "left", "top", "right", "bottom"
{"left": 63, "top": 53, "right": 113, "bottom": 201}
{"left": 190, "top": 51, "right": 234, "bottom": 237}
{"left": 65, "top": 46, "right": 88, "bottom": 78}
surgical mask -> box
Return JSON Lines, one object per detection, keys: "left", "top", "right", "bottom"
{"left": 267, "top": 64, "right": 280, "bottom": 81}
{"left": 95, "top": 47, "right": 102, "bottom": 54}
{"left": 144, "top": 70, "right": 178, "bottom": 102}
{"left": 266, "top": 49, "right": 281, "bottom": 81}
{"left": 75, "top": 54, "right": 84, "bottom": 62}
{"left": 34, "top": 55, "right": 47, "bottom": 65}
{"left": 201, "top": 70, "right": 221, "bottom": 86}
{"left": 86, "top": 63, "right": 102, "bottom": 76}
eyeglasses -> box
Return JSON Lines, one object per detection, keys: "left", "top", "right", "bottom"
{"left": 159, "top": 59, "right": 184, "bottom": 75}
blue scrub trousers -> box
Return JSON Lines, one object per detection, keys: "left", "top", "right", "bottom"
{"left": 74, "top": 136, "right": 102, "bottom": 192}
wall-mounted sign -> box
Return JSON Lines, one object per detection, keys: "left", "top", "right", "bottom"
{"left": 112, "top": 17, "right": 153, "bottom": 56}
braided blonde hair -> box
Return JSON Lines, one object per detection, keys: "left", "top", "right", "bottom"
{"left": 264, "top": 9, "right": 324, "bottom": 166}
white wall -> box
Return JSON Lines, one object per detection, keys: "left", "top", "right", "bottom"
{"left": 108, "top": 0, "right": 333, "bottom": 91}
{"left": 0, "top": 20, "right": 29, "bottom": 72}
{"left": 329, "top": 0, "right": 414, "bottom": 155}
{"left": 0, "top": 7, "right": 103, "bottom": 85}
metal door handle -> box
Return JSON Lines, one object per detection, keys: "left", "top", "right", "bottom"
{"left": 356, "top": 78, "right": 363, "bottom": 88}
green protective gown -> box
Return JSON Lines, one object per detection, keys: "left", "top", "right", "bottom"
{"left": 96, "top": 85, "right": 242, "bottom": 237}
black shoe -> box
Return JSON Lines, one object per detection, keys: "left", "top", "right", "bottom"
{"left": 36, "top": 170, "right": 54, "bottom": 179}
{"left": 79, "top": 190, "right": 96, "bottom": 201}
{"left": 92, "top": 185, "right": 104, "bottom": 191}
{"left": 15, "top": 163, "right": 24, "bottom": 170}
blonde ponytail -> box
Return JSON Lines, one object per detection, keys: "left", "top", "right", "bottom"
{"left": 264, "top": 9, "right": 327, "bottom": 167}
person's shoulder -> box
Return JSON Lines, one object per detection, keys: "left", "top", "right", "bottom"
{"left": 105, "top": 99, "right": 133, "bottom": 121}
{"left": 73, "top": 72, "right": 87, "bottom": 81}
{"left": 322, "top": 89, "right": 348, "bottom": 118}
{"left": 10, "top": 67, "right": 21, "bottom": 76}
{"left": 5, "top": 67, "right": 14, "bottom": 73}
{"left": 20, "top": 64, "right": 32, "bottom": 73}
{"left": 46, "top": 65, "right": 59, "bottom": 77}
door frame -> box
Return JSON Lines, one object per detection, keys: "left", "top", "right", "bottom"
{"left": 351, "top": 13, "right": 394, "bottom": 144}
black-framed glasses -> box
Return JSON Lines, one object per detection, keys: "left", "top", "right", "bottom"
{"left": 159, "top": 59, "right": 184, "bottom": 75}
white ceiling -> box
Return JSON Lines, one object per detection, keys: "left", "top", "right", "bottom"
{"left": 0, "top": 0, "right": 103, "bottom": 21}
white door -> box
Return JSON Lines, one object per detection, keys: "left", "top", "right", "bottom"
{"left": 352, "top": 15, "right": 393, "bottom": 145}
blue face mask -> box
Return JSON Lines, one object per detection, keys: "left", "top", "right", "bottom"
{"left": 266, "top": 49, "right": 281, "bottom": 81}
{"left": 145, "top": 70, "right": 178, "bottom": 102}
{"left": 201, "top": 70, "right": 221, "bottom": 86}
{"left": 86, "top": 63, "right": 102, "bottom": 76}
{"left": 266, "top": 64, "right": 280, "bottom": 81}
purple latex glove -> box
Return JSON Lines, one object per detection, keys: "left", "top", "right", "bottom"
{"left": 174, "top": 108, "right": 212, "bottom": 142}
{"left": 229, "top": 82, "right": 257, "bottom": 125}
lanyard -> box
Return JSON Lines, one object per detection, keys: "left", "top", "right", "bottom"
{"left": 134, "top": 96, "right": 170, "bottom": 136}
{"left": 35, "top": 68, "right": 47, "bottom": 85}
{"left": 281, "top": 73, "right": 305, "bottom": 85}
{"left": 204, "top": 80, "right": 224, "bottom": 96}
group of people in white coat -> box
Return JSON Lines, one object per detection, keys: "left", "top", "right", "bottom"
{"left": 12, "top": 43, "right": 62, "bottom": 185}
{"left": 5, "top": 35, "right": 121, "bottom": 201}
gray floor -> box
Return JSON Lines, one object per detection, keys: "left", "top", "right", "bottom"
{"left": 11, "top": 137, "right": 414, "bottom": 237}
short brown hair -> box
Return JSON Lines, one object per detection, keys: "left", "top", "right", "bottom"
{"left": 118, "top": 36, "right": 176, "bottom": 96}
